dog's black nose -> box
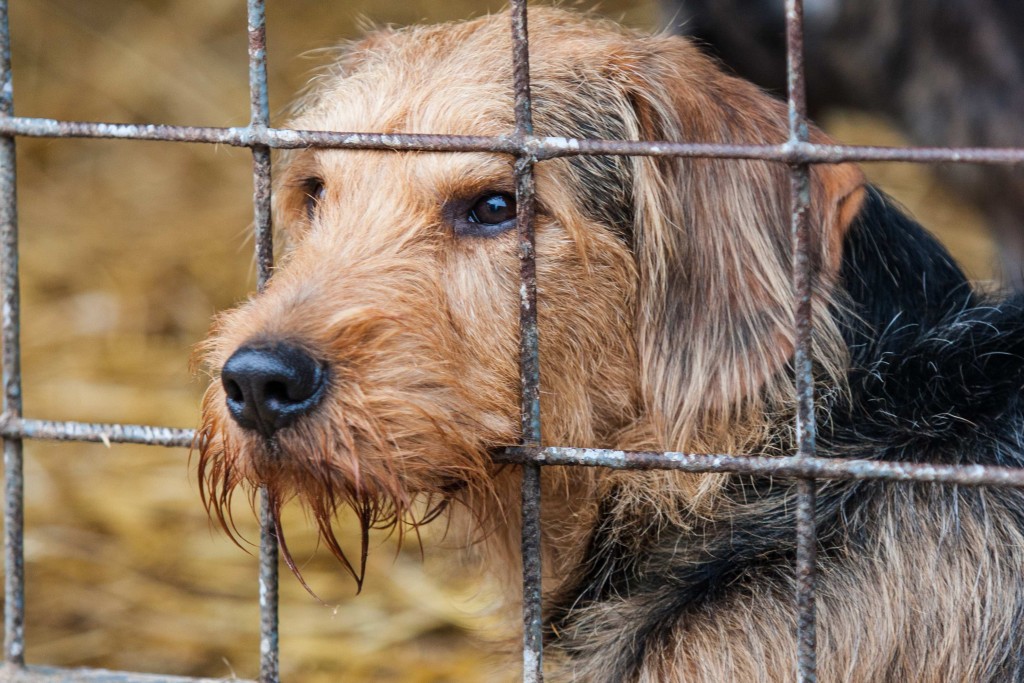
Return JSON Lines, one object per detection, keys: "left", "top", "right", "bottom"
{"left": 221, "top": 343, "right": 327, "bottom": 437}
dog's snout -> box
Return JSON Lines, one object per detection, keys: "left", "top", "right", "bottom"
{"left": 221, "top": 343, "right": 327, "bottom": 437}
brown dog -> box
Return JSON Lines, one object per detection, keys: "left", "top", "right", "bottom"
{"left": 198, "top": 9, "right": 1024, "bottom": 681}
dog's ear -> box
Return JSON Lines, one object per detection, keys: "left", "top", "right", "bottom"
{"left": 615, "top": 35, "right": 865, "bottom": 450}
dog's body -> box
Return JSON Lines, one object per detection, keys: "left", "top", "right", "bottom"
{"left": 550, "top": 187, "right": 1024, "bottom": 681}
{"left": 197, "top": 10, "right": 1024, "bottom": 681}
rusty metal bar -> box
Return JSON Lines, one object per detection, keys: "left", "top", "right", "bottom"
{"left": 499, "top": 447, "right": 1024, "bottom": 488}
{"left": 8, "top": 411, "right": 1024, "bottom": 488}
{"left": 510, "top": 2, "right": 544, "bottom": 682}
{"left": 246, "top": 1, "right": 280, "bottom": 682}
{"left": 0, "top": 116, "right": 1023, "bottom": 165}
{"left": 0, "top": 0, "right": 24, "bottom": 667}
{"left": 1, "top": 665, "right": 254, "bottom": 683}
{"left": 9, "top": 411, "right": 1024, "bottom": 489}
{"left": 0, "top": 118, "right": 518, "bottom": 153}
{"left": 0, "top": 417, "right": 193, "bottom": 448}
{"left": 248, "top": 0, "right": 273, "bottom": 287}
{"left": 10, "top": 412, "right": 1024, "bottom": 488}
{"left": 3, "top": 410, "right": 1024, "bottom": 489}
{"left": 785, "top": 0, "right": 818, "bottom": 679}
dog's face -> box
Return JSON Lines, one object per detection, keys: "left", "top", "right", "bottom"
{"left": 197, "top": 12, "right": 641, "bottom": 580}
{"left": 197, "top": 9, "right": 864, "bottom": 583}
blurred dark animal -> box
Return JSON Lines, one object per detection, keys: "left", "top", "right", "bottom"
{"left": 197, "top": 8, "right": 1024, "bottom": 681}
{"left": 662, "top": 0, "right": 1024, "bottom": 288}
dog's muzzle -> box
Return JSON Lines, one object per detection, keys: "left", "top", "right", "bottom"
{"left": 220, "top": 342, "right": 327, "bottom": 437}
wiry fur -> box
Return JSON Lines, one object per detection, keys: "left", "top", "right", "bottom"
{"left": 196, "top": 9, "right": 1024, "bottom": 681}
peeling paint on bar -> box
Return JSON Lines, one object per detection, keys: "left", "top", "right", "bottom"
{"left": 542, "top": 136, "right": 579, "bottom": 151}
{"left": 7, "top": 411, "right": 1024, "bottom": 490}
{"left": 510, "top": 3, "right": 545, "bottom": 682}
{"left": 0, "top": 115, "right": 1020, "bottom": 165}
{"left": 2, "top": 665, "right": 254, "bottom": 683}
{"left": 498, "top": 447, "right": 1024, "bottom": 488}
{"left": 0, "top": 0, "right": 24, "bottom": 667}
{"left": 246, "top": 2, "right": 280, "bottom": 682}
{"left": 0, "top": 417, "right": 193, "bottom": 448}
{"left": 5, "top": 413, "right": 1024, "bottom": 490}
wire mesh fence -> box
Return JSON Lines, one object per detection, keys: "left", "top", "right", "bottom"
{"left": 2, "top": 1, "right": 1024, "bottom": 682}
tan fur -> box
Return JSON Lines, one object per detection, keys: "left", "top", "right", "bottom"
{"left": 196, "top": 9, "right": 1017, "bottom": 681}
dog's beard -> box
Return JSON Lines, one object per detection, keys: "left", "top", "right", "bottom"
{"left": 195, "top": 386, "right": 497, "bottom": 594}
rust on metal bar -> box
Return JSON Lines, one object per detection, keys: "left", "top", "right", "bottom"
{"left": 500, "top": 447, "right": 1024, "bottom": 489}
{"left": 248, "top": 0, "right": 273, "bottom": 288}
{"left": 252, "top": 149, "right": 274, "bottom": 281}
{"left": 510, "top": 2, "right": 544, "bottom": 682}
{"left": 0, "top": 0, "right": 24, "bottom": 667}
{"left": 0, "top": 118, "right": 247, "bottom": 145}
{"left": 545, "top": 138, "right": 1024, "bottom": 165}
{"left": 6, "top": 415, "right": 1024, "bottom": 489}
{"left": 1, "top": 664, "right": 253, "bottom": 683}
{"left": 0, "top": 416, "right": 193, "bottom": 448}
{"left": 0, "top": 116, "right": 1022, "bottom": 166}
{"left": 246, "top": 2, "right": 280, "bottom": 682}
{"left": 266, "top": 136, "right": 1000, "bottom": 164}
{"left": 8, "top": 412, "right": 1024, "bottom": 489}
{"left": 785, "top": 0, "right": 819, "bottom": 679}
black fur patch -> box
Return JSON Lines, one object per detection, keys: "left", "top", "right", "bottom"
{"left": 532, "top": 78, "right": 636, "bottom": 245}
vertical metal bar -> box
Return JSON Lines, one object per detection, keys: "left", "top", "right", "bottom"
{"left": 247, "top": 1, "right": 279, "bottom": 681}
{"left": 785, "top": 0, "right": 818, "bottom": 681}
{"left": 510, "top": 2, "right": 543, "bottom": 682}
{"left": 248, "top": 0, "right": 273, "bottom": 284}
{"left": 0, "top": 0, "right": 23, "bottom": 667}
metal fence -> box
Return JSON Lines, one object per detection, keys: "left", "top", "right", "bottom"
{"left": 3, "top": 0, "right": 1024, "bottom": 681}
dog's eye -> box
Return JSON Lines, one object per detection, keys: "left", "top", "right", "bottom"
{"left": 468, "top": 193, "right": 516, "bottom": 225}
{"left": 302, "top": 179, "right": 326, "bottom": 221}
{"left": 455, "top": 192, "right": 517, "bottom": 237}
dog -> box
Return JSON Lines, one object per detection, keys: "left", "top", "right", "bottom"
{"left": 196, "top": 9, "right": 1024, "bottom": 681}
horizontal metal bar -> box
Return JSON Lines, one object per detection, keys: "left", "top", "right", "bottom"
{"left": 0, "top": 118, "right": 248, "bottom": 145}
{"left": 1, "top": 116, "right": 1023, "bottom": 165}
{"left": 7, "top": 416, "right": 1024, "bottom": 488}
{"left": 499, "top": 447, "right": 1024, "bottom": 488}
{"left": 1, "top": 665, "right": 253, "bottom": 683}
{"left": 0, "top": 117, "right": 518, "bottom": 153}
{"left": 0, "top": 416, "right": 193, "bottom": 448}
{"left": 550, "top": 139, "right": 1024, "bottom": 165}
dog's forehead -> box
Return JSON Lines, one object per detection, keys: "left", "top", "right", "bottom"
{"left": 291, "top": 34, "right": 511, "bottom": 136}
{"left": 294, "top": 79, "right": 512, "bottom": 139}
{"left": 289, "top": 11, "right": 641, "bottom": 138}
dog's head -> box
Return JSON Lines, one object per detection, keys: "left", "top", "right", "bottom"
{"left": 196, "top": 8, "right": 864, "bottom": 585}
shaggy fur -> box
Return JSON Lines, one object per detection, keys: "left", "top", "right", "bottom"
{"left": 196, "top": 9, "right": 1024, "bottom": 681}
{"left": 661, "top": 0, "right": 1024, "bottom": 289}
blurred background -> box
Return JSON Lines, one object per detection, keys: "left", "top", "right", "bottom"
{"left": 6, "top": 1, "right": 997, "bottom": 681}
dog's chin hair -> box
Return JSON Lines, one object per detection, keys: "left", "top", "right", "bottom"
{"left": 196, "top": 407, "right": 501, "bottom": 595}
